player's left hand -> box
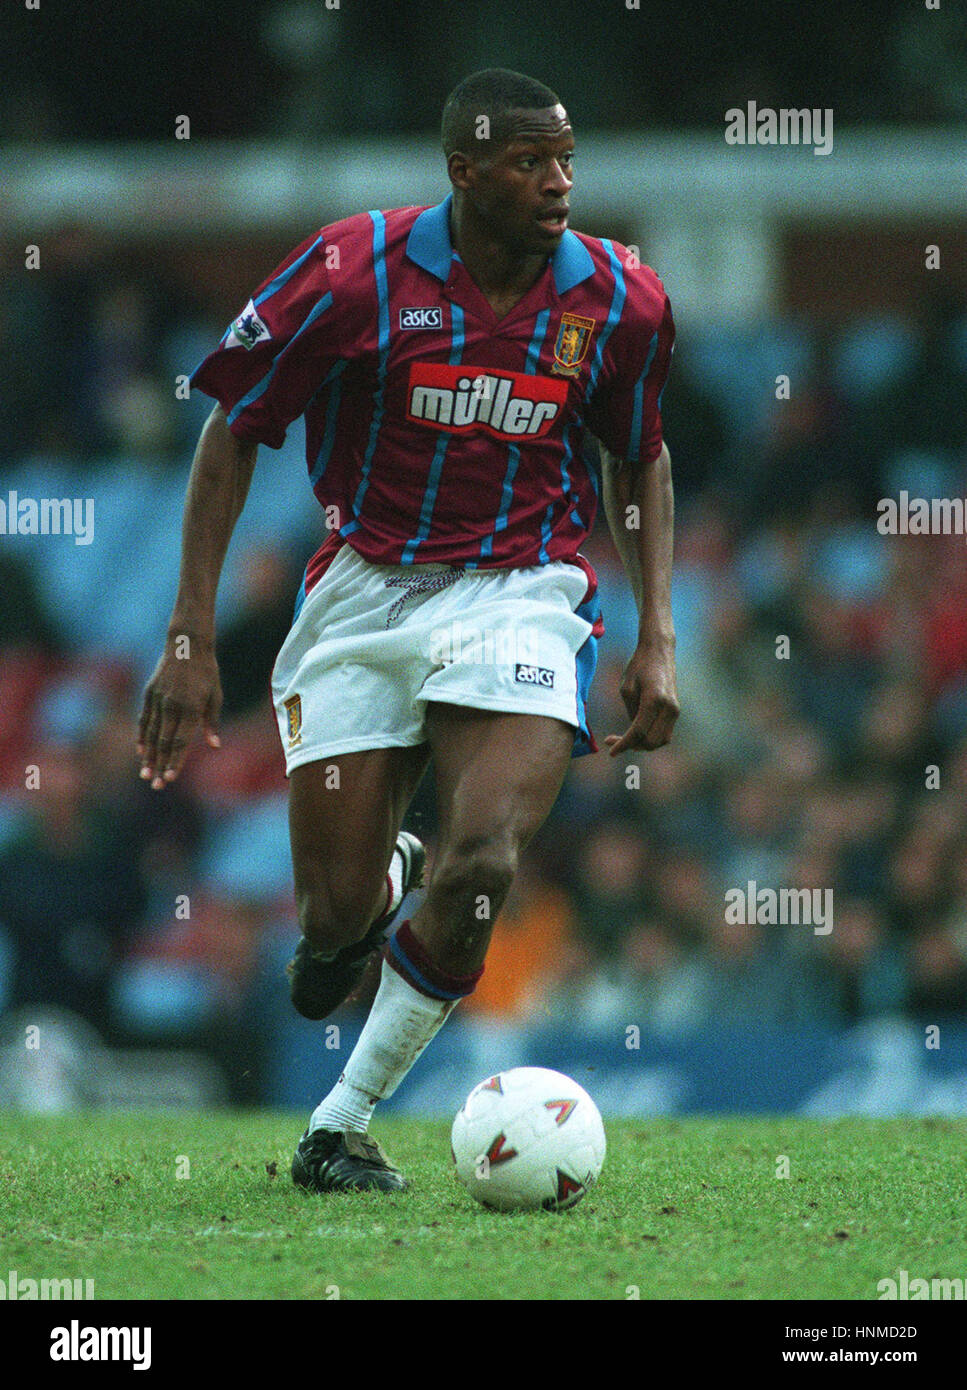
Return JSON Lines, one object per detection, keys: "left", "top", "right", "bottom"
{"left": 605, "top": 639, "right": 679, "bottom": 756}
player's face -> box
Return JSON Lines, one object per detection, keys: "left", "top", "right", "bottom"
{"left": 470, "top": 105, "right": 575, "bottom": 255}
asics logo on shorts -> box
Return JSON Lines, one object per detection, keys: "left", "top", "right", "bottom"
{"left": 407, "top": 363, "right": 568, "bottom": 440}
{"left": 515, "top": 663, "right": 555, "bottom": 688}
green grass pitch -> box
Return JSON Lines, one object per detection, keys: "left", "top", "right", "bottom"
{"left": 1, "top": 1112, "right": 964, "bottom": 1300}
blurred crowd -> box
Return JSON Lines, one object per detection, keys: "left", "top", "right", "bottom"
{"left": 0, "top": 227, "right": 215, "bottom": 468}
{"left": 1, "top": 240, "right": 967, "bottom": 1102}
{"left": 8, "top": 0, "right": 967, "bottom": 142}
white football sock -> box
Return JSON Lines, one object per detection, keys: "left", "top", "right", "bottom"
{"left": 309, "top": 959, "right": 456, "bottom": 1134}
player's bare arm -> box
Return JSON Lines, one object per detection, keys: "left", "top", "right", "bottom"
{"left": 138, "top": 404, "right": 258, "bottom": 788}
{"left": 600, "top": 441, "right": 679, "bottom": 755}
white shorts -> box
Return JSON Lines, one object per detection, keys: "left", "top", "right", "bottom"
{"left": 271, "top": 542, "right": 602, "bottom": 774}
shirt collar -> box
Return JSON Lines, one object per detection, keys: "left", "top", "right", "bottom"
{"left": 406, "top": 194, "right": 595, "bottom": 295}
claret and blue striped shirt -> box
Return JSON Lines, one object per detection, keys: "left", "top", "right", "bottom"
{"left": 191, "top": 194, "right": 674, "bottom": 580}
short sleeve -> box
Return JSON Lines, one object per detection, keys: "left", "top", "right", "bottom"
{"left": 586, "top": 288, "right": 675, "bottom": 465}
{"left": 190, "top": 231, "right": 338, "bottom": 449}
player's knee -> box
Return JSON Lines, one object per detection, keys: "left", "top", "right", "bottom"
{"left": 295, "top": 875, "right": 384, "bottom": 954}
{"left": 430, "top": 832, "right": 517, "bottom": 917}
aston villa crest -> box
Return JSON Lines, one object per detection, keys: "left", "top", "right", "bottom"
{"left": 284, "top": 694, "right": 302, "bottom": 746}
{"left": 551, "top": 312, "right": 595, "bottom": 377}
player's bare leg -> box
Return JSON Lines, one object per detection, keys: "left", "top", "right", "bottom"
{"left": 286, "top": 745, "right": 429, "bottom": 1019}
{"left": 409, "top": 705, "right": 575, "bottom": 973}
{"left": 296, "top": 707, "right": 574, "bottom": 1192}
{"left": 289, "top": 743, "right": 434, "bottom": 1194}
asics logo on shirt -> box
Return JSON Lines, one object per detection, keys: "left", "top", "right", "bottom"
{"left": 399, "top": 307, "right": 444, "bottom": 329}
{"left": 406, "top": 363, "right": 567, "bottom": 440}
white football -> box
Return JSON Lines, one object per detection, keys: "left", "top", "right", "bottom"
{"left": 450, "top": 1066, "right": 606, "bottom": 1212}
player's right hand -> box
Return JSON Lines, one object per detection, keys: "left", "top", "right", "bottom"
{"left": 137, "top": 641, "right": 222, "bottom": 789}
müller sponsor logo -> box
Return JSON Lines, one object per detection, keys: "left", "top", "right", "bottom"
{"left": 0, "top": 491, "right": 94, "bottom": 545}
{"left": 407, "top": 363, "right": 567, "bottom": 439}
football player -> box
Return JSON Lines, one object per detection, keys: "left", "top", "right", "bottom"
{"left": 139, "top": 68, "right": 678, "bottom": 1192}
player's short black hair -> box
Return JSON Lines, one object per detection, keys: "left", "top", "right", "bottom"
{"left": 441, "top": 68, "right": 562, "bottom": 158}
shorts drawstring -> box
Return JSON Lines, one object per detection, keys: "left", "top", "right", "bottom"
{"left": 383, "top": 570, "right": 462, "bottom": 626}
